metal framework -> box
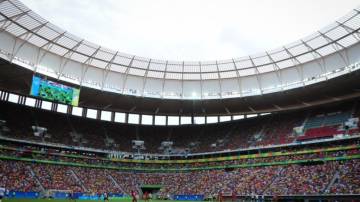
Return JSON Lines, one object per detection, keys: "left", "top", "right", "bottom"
{"left": 0, "top": 0, "right": 360, "bottom": 100}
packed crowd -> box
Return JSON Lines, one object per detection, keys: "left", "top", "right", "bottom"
{"left": 0, "top": 95, "right": 359, "bottom": 197}
{"left": 72, "top": 167, "right": 122, "bottom": 194}
{"left": 265, "top": 163, "right": 336, "bottom": 195}
{"left": 1, "top": 137, "right": 359, "bottom": 171}
{"left": 32, "top": 164, "right": 83, "bottom": 192}
{"left": 329, "top": 160, "right": 360, "bottom": 194}
{"left": 1, "top": 142, "right": 359, "bottom": 170}
{"left": 0, "top": 160, "right": 41, "bottom": 192}
{"left": 0, "top": 159, "right": 359, "bottom": 197}
{"left": 1, "top": 100, "right": 358, "bottom": 154}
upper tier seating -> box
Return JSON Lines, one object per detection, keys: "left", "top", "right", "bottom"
{"left": 298, "top": 125, "right": 342, "bottom": 141}
{"left": 0, "top": 100, "right": 358, "bottom": 153}
{"left": 304, "top": 111, "right": 351, "bottom": 130}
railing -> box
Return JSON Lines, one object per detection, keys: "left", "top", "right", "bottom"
{"left": 1, "top": 133, "right": 359, "bottom": 161}
{"left": 1, "top": 154, "right": 359, "bottom": 172}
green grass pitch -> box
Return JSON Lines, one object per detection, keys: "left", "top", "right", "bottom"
{"left": 3, "top": 199, "right": 206, "bottom": 202}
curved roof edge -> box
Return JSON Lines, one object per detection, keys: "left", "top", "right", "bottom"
{"left": 0, "top": 0, "right": 360, "bottom": 101}
{"left": 0, "top": 0, "right": 359, "bottom": 74}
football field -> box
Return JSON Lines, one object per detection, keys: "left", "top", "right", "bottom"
{"left": 2, "top": 199, "right": 206, "bottom": 202}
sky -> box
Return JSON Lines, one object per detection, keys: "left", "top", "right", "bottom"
{"left": 21, "top": 0, "right": 360, "bottom": 61}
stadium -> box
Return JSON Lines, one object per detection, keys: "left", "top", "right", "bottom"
{"left": 0, "top": 0, "right": 359, "bottom": 201}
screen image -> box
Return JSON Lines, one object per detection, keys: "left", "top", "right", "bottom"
{"left": 30, "top": 76, "right": 80, "bottom": 106}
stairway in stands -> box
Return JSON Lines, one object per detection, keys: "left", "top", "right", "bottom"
{"left": 26, "top": 166, "right": 45, "bottom": 192}
{"left": 106, "top": 170, "right": 126, "bottom": 194}
{"left": 69, "top": 169, "right": 88, "bottom": 192}
{"left": 323, "top": 171, "right": 340, "bottom": 193}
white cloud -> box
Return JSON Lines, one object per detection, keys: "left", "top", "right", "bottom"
{"left": 21, "top": 0, "right": 360, "bottom": 61}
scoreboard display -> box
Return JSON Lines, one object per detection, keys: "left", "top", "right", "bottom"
{"left": 30, "top": 76, "right": 80, "bottom": 106}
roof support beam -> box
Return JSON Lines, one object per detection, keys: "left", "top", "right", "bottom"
{"left": 15, "top": 21, "right": 48, "bottom": 39}
{"left": 300, "top": 40, "right": 327, "bottom": 74}
{"left": 336, "top": 21, "right": 360, "bottom": 41}
{"left": 334, "top": 24, "right": 358, "bottom": 66}
{"left": 318, "top": 31, "right": 346, "bottom": 50}
{"left": 40, "top": 31, "right": 66, "bottom": 49}
{"left": 248, "top": 107, "right": 256, "bottom": 113}
{"left": 141, "top": 59, "right": 152, "bottom": 97}
{"left": 101, "top": 51, "right": 118, "bottom": 91}
{"left": 181, "top": 61, "right": 184, "bottom": 99}
{"left": 283, "top": 46, "right": 305, "bottom": 86}
{"left": 1, "top": 0, "right": 360, "bottom": 104}
{"left": 80, "top": 46, "right": 102, "bottom": 86}
{"left": 199, "top": 62, "right": 203, "bottom": 99}
{"left": 0, "top": 10, "right": 112, "bottom": 71}
{"left": 36, "top": 32, "right": 67, "bottom": 65}
{"left": 232, "top": 59, "right": 243, "bottom": 97}
{"left": 154, "top": 107, "right": 160, "bottom": 114}
{"left": 273, "top": 104, "right": 282, "bottom": 110}
{"left": 57, "top": 39, "right": 84, "bottom": 80}
{"left": 224, "top": 106, "right": 231, "bottom": 114}
{"left": 215, "top": 61, "right": 223, "bottom": 99}
{"left": 9, "top": 22, "right": 48, "bottom": 64}
{"left": 121, "top": 56, "right": 135, "bottom": 94}
{"left": 0, "top": 10, "right": 30, "bottom": 25}
{"left": 266, "top": 52, "right": 283, "bottom": 88}
{"left": 248, "top": 56, "right": 263, "bottom": 95}
{"left": 160, "top": 61, "right": 168, "bottom": 99}
{"left": 129, "top": 106, "right": 136, "bottom": 112}
{"left": 319, "top": 32, "right": 349, "bottom": 67}
{"left": 0, "top": 19, "right": 12, "bottom": 31}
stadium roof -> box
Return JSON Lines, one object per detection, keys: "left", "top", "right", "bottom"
{"left": 0, "top": 0, "right": 359, "bottom": 79}
{"left": 0, "top": 0, "right": 360, "bottom": 102}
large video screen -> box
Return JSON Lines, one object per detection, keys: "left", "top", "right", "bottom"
{"left": 30, "top": 76, "right": 80, "bottom": 106}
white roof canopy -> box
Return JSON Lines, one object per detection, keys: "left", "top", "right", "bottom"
{"left": 0, "top": 0, "right": 359, "bottom": 80}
